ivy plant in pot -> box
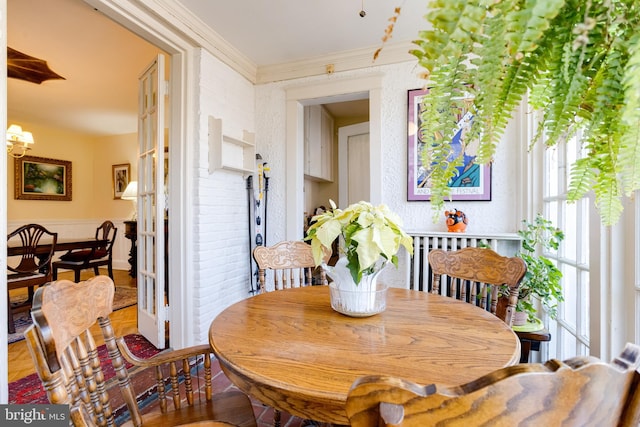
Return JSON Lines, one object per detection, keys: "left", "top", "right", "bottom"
{"left": 511, "top": 215, "right": 565, "bottom": 326}
{"left": 305, "top": 200, "right": 414, "bottom": 316}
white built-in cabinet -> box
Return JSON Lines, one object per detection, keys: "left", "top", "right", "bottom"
{"left": 208, "top": 116, "right": 255, "bottom": 175}
{"left": 304, "top": 105, "right": 333, "bottom": 181}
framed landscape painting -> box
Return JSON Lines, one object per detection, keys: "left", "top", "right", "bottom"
{"left": 407, "top": 88, "right": 491, "bottom": 201}
{"left": 15, "top": 155, "right": 72, "bottom": 201}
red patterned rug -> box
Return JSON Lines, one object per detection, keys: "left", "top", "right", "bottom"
{"left": 11, "top": 333, "right": 317, "bottom": 427}
{"left": 8, "top": 334, "right": 162, "bottom": 406}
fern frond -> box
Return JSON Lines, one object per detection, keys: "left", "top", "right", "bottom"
{"left": 411, "top": 0, "right": 487, "bottom": 75}
{"left": 412, "top": 0, "right": 640, "bottom": 225}
{"left": 567, "top": 157, "right": 596, "bottom": 201}
{"left": 593, "top": 173, "right": 624, "bottom": 227}
{"left": 620, "top": 34, "right": 640, "bottom": 195}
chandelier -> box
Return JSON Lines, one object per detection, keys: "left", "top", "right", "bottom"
{"left": 6, "top": 124, "right": 34, "bottom": 158}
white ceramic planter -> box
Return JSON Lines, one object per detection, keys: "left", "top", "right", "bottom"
{"left": 324, "top": 257, "right": 387, "bottom": 317}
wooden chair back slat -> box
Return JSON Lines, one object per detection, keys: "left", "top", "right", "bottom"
{"left": 7, "top": 223, "right": 58, "bottom": 333}
{"left": 52, "top": 220, "right": 118, "bottom": 282}
{"left": 253, "top": 240, "right": 328, "bottom": 293}
{"left": 25, "top": 275, "right": 257, "bottom": 427}
{"left": 346, "top": 343, "right": 640, "bottom": 427}
{"left": 428, "top": 247, "right": 526, "bottom": 326}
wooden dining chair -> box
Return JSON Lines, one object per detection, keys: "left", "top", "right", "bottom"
{"left": 24, "top": 275, "right": 257, "bottom": 427}
{"left": 346, "top": 342, "right": 640, "bottom": 427}
{"left": 52, "top": 220, "right": 117, "bottom": 282}
{"left": 7, "top": 223, "right": 58, "bottom": 334}
{"left": 252, "top": 240, "right": 329, "bottom": 427}
{"left": 253, "top": 240, "right": 329, "bottom": 293}
{"left": 427, "top": 247, "right": 526, "bottom": 327}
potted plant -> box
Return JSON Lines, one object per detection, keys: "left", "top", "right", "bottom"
{"left": 306, "top": 200, "right": 414, "bottom": 284}
{"left": 306, "top": 200, "right": 413, "bottom": 316}
{"left": 511, "top": 215, "right": 565, "bottom": 324}
{"left": 400, "top": 0, "right": 640, "bottom": 226}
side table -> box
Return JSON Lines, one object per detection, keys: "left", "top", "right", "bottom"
{"left": 512, "top": 318, "right": 551, "bottom": 363}
{"left": 124, "top": 220, "right": 137, "bottom": 278}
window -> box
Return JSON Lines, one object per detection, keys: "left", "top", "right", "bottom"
{"left": 542, "top": 133, "right": 591, "bottom": 359}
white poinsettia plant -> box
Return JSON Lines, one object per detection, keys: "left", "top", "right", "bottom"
{"left": 305, "top": 200, "right": 414, "bottom": 284}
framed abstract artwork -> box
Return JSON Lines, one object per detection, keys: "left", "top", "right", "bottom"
{"left": 15, "top": 155, "right": 72, "bottom": 201}
{"left": 407, "top": 88, "right": 491, "bottom": 201}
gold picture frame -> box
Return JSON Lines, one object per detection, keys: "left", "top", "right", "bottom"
{"left": 15, "top": 155, "right": 72, "bottom": 201}
{"left": 113, "top": 163, "right": 131, "bottom": 199}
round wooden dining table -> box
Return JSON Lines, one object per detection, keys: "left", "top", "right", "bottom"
{"left": 209, "top": 286, "right": 521, "bottom": 425}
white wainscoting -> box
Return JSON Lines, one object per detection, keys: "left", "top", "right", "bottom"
{"left": 7, "top": 218, "right": 132, "bottom": 272}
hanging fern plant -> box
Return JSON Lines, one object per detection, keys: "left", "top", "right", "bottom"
{"left": 409, "top": 0, "right": 640, "bottom": 226}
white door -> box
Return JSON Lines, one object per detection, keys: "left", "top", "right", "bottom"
{"left": 338, "top": 122, "right": 370, "bottom": 207}
{"left": 137, "top": 54, "right": 167, "bottom": 348}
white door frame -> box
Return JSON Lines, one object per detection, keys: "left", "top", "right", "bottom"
{"left": 1, "top": 0, "right": 8, "bottom": 403}
{"left": 83, "top": 0, "right": 197, "bottom": 349}
{"left": 285, "top": 75, "right": 383, "bottom": 240}
{"left": 0, "top": 0, "right": 198, "bottom": 401}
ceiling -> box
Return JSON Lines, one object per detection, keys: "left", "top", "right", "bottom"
{"left": 175, "top": 0, "right": 428, "bottom": 67}
{"left": 7, "top": 0, "right": 429, "bottom": 137}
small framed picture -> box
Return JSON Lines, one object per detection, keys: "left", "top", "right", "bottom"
{"left": 112, "top": 163, "right": 131, "bottom": 199}
{"left": 15, "top": 155, "right": 72, "bottom": 201}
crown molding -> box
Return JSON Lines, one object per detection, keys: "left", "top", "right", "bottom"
{"left": 130, "top": 0, "right": 417, "bottom": 85}
{"left": 135, "top": 0, "right": 258, "bottom": 83}
{"left": 256, "top": 42, "right": 417, "bottom": 84}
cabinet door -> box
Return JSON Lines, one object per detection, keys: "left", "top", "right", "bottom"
{"left": 320, "top": 107, "right": 333, "bottom": 181}
{"left": 304, "top": 107, "right": 312, "bottom": 175}
{"left": 304, "top": 105, "right": 333, "bottom": 181}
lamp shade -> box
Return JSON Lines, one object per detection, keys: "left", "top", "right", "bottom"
{"left": 121, "top": 181, "right": 138, "bottom": 200}
{"left": 21, "top": 131, "right": 34, "bottom": 145}
{"left": 6, "top": 124, "right": 23, "bottom": 142}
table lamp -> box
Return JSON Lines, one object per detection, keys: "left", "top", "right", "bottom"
{"left": 121, "top": 181, "right": 138, "bottom": 220}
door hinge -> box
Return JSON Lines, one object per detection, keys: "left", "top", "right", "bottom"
{"left": 163, "top": 304, "right": 170, "bottom": 322}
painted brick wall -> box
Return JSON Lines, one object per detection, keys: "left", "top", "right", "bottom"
{"left": 192, "top": 49, "right": 256, "bottom": 343}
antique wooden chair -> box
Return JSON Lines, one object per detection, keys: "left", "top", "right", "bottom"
{"left": 24, "top": 275, "right": 257, "bottom": 427}
{"left": 7, "top": 223, "right": 58, "bottom": 334}
{"left": 253, "top": 240, "right": 329, "bottom": 293}
{"left": 346, "top": 342, "right": 640, "bottom": 427}
{"left": 52, "top": 220, "right": 117, "bottom": 282}
{"left": 252, "top": 240, "right": 329, "bottom": 426}
{"left": 428, "top": 247, "right": 526, "bottom": 327}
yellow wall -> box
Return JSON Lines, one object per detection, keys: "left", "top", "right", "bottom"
{"left": 7, "top": 121, "right": 137, "bottom": 221}
{"left": 92, "top": 133, "right": 138, "bottom": 221}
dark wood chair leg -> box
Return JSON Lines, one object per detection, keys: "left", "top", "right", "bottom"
{"left": 519, "top": 340, "right": 532, "bottom": 363}
{"left": 8, "top": 296, "right": 15, "bottom": 334}
{"left": 74, "top": 269, "right": 81, "bottom": 282}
